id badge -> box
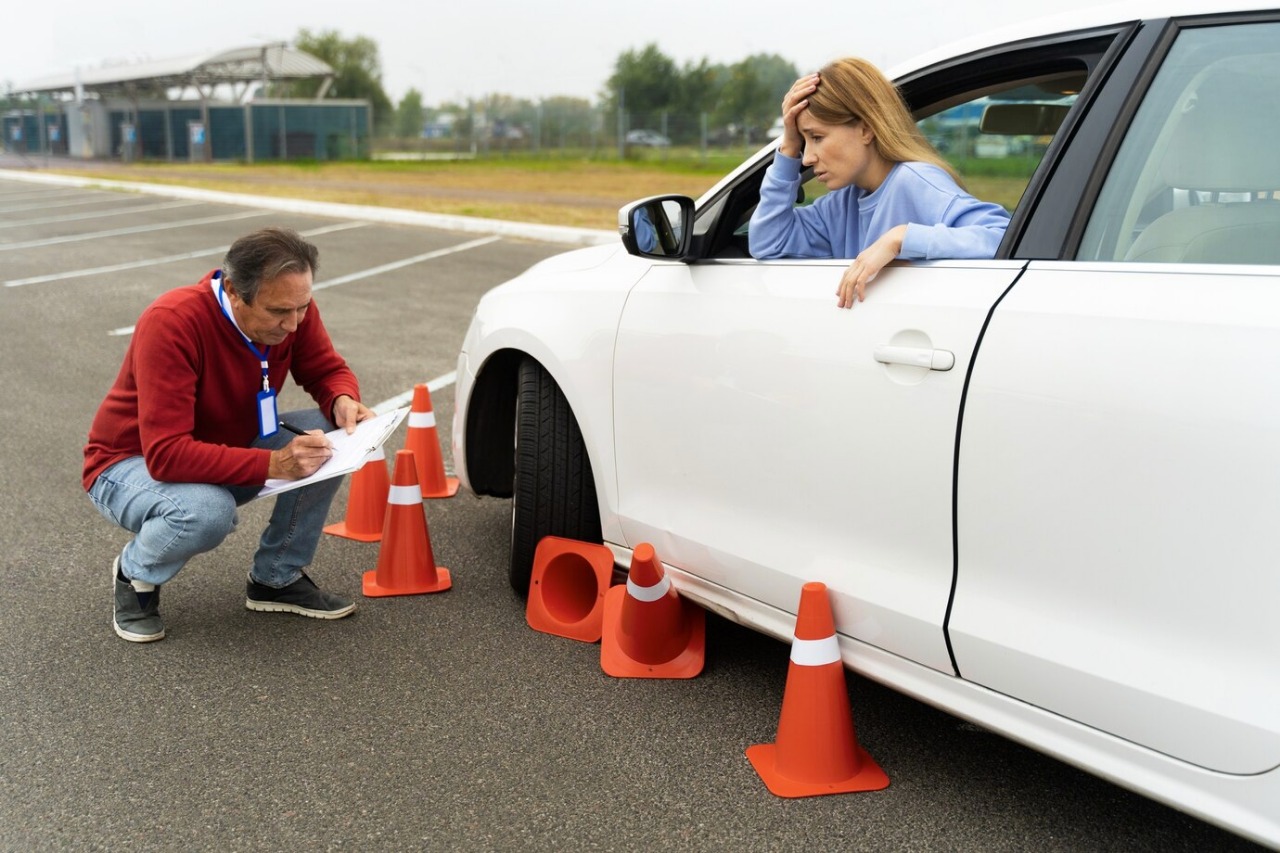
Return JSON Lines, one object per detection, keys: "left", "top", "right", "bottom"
{"left": 257, "top": 389, "right": 279, "bottom": 438}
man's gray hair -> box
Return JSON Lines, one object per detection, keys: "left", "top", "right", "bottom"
{"left": 221, "top": 227, "right": 320, "bottom": 304}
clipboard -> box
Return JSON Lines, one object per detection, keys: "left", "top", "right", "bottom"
{"left": 256, "top": 406, "right": 409, "bottom": 500}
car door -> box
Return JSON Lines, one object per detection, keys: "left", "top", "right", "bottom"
{"left": 610, "top": 33, "right": 1113, "bottom": 673}
{"left": 613, "top": 259, "right": 1020, "bottom": 672}
{"left": 950, "top": 16, "right": 1280, "bottom": 773}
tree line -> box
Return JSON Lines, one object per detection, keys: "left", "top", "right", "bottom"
{"left": 276, "top": 30, "right": 798, "bottom": 145}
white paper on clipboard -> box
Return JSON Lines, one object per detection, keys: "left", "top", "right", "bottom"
{"left": 256, "top": 406, "right": 408, "bottom": 500}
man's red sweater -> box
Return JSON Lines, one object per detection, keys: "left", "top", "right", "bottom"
{"left": 83, "top": 272, "right": 361, "bottom": 490}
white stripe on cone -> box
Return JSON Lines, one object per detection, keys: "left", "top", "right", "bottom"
{"left": 409, "top": 411, "right": 436, "bottom": 428}
{"left": 790, "top": 635, "right": 841, "bottom": 666}
{"left": 626, "top": 574, "right": 671, "bottom": 602}
{"left": 388, "top": 484, "right": 421, "bottom": 506}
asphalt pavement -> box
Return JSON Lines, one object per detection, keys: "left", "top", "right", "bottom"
{"left": 0, "top": 164, "right": 1265, "bottom": 852}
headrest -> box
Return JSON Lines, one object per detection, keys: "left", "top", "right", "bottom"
{"left": 1162, "top": 69, "right": 1280, "bottom": 192}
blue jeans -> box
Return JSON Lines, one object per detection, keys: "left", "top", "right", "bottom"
{"left": 87, "top": 409, "right": 342, "bottom": 589}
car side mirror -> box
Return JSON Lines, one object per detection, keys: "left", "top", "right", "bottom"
{"left": 619, "top": 195, "right": 695, "bottom": 260}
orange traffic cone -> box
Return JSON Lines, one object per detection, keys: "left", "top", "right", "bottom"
{"left": 526, "top": 536, "right": 615, "bottom": 642}
{"left": 323, "top": 447, "right": 390, "bottom": 542}
{"left": 362, "top": 449, "right": 452, "bottom": 597}
{"left": 600, "top": 543, "right": 704, "bottom": 678}
{"left": 746, "top": 582, "right": 888, "bottom": 797}
{"left": 405, "top": 383, "right": 459, "bottom": 499}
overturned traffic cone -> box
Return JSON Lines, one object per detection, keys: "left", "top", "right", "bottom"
{"left": 405, "top": 383, "right": 459, "bottom": 499}
{"left": 323, "top": 448, "right": 390, "bottom": 542}
{"left": 526, "top": 536, "right": 615, "bottom": 642}
{"left": 746, "top": 582, "right": 888, "bottom": 797}
{"left": 362, "top": 449, "right": 452, "bottom": 597}
{"left": 600, "top": 543, "right": 704, "bottom": 678}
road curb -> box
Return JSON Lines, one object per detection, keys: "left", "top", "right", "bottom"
{"left": 0, "top": 168, "right": 618, "bottom": 249}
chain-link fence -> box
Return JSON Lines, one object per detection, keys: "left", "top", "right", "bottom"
{"left": 375, "top": 107, "right": 778, "bottom": 162}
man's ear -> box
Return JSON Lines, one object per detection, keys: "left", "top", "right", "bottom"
{"left": 223, "top": 278, "right": 248, "bottom": 306}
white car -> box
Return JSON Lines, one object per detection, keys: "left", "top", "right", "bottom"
{"left": 625, "top": 129, "right": 671, "bottom": 147}
{"left": 454, "top": 1, "right": 1280, "bottom": 845}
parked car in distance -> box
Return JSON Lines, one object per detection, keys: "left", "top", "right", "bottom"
{"left": 454, "top": 1, "right": 1280, "bottom": 847}
{"left": 625, "top": 129, "right": 671, "bottom": 147}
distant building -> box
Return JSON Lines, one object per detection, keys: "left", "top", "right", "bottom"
{"left": 5, "top": 44, "right": 371, "bottom": 162}
{"left": 422, "top": 112, "right": 456, "bottom": 139}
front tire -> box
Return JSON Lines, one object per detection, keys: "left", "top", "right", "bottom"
{"left": 509, "top": 358, "right": 603, "bottom": 594}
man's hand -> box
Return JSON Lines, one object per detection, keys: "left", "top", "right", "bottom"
{"left": 332, "top": 394, "right": 374, "bottom": 434}
{"left": 268, "top": 432, "right": 333, "bottom": 480}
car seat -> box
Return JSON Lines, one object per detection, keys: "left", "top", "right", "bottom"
{"left": 1124, "top": 70, "right": 1280, "bottom": 264}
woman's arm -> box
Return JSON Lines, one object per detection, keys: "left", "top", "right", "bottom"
{"left": 834, "top": 168, "right": 1011, "bottom": 308}
{"left": 900, "top": 197, "right": 1011, "bottom": 260}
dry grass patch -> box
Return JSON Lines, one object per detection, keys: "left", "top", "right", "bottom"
{"left": 46, "top": 157, "right": 1027, "bottom": 230}
{"left": 48, "top": 160, "right": 729, "bottom": 230}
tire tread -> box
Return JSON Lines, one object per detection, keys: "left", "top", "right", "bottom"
{"left": 510, "top": 359, "right": 602, "bottom": 592}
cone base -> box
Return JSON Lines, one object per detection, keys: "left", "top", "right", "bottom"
{"left": 745, "top": 742, "right": 889, "bottom": 798}
{"left": 526, "top": 537, "right": 614, "bottom": 643}
{"left": 361, "top": 567, "right": 452, "bottom": 597}
{"left": 421, "top": 477, "right": 460, "bottom": 499}
{"left": 323, "top": 521, "right": 383, "bottom": 542}
{"left": 600, "top": 584, "right": 705, "bottom": 679}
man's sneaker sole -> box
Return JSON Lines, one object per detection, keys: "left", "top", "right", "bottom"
{"left": 113, "top": 622, "right": 166, "bottom": 642}
{"left": 245, "top": 599, "right": 355, "bottom": 619}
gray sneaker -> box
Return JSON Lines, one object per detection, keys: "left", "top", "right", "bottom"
{"left": 113, "top": 557, "right": 165, "bottom": 643}
{"left": 245, "top": 572, "right": 355, "bottom": 620}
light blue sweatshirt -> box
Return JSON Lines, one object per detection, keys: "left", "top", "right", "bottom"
{"left": 748, "top": 152, "right": 1011, "bottom": 261}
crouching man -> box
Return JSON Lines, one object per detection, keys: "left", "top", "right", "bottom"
{"left": 84, "top": 226, "right": 374, "bottom": 642}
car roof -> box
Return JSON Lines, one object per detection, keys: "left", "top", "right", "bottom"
{"left": 888, "top": 0, "right": 1280, "bottom": 78}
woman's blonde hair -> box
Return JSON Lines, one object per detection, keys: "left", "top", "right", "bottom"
{"left": 806, "top": 57, "right": 961, "bottom": 185}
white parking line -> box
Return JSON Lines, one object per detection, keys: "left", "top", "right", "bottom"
{"left": 0, "top": 187, "right": 92, "bottom": 204}
{"left": 99, "top": 233, "right": 499, "bottom": 336}
{"left": 373, "top": 371, "right": 457, "bottom": 414}
{"left": 312, "top": 235, "right": 501, "bottom": 291}
{"left": 5, "top": 220, "right": 369, "bottom": 287}
{"left": 0, "top": 209, "right": 268, "bottom": 251}
{"left": 0, "top": 199, "right": 202, "bottom": 231}
{"left": 0, "top": 169, "right": 614, "bottom": 247}
{"left": 0, "top": 194, "right": 142, "bottom": 214}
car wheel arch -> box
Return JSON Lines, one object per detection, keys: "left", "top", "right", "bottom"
{"left": 463, "top": 346, "right": 607, "bottom": 495}
{"left": 462, "top": 348, "right": 526, "bottom": 498}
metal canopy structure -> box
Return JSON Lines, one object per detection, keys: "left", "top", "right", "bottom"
{"left": 3, "top": 44, "right": 364, "bottom": 163}
{"left": 13, "top": 44, "right": 334, "bottom": 103}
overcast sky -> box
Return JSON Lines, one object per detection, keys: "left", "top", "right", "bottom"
{"left": 7, "top": 0, "right": 1080, "bottom": 105}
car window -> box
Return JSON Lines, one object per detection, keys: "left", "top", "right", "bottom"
{"left": 693, "top": 33, "right": 1115, "bottom": 260}
{"left": 1078, "top": 21, "right": 1280, "bottom": 264}
{"left": 794, "top": 74, "right": 1081, "bottom": 215}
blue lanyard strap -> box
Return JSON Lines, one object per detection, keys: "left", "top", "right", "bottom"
{"left": 214, "top": 271, "right": 271, "bottom": 391}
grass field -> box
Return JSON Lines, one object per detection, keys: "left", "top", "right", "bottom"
{"left": 46, "top": 151, "right": 1029, "bottom": 231}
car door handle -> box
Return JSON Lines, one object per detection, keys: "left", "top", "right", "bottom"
{"left": 874, "top": 345, "right": 955, "bottom": 371}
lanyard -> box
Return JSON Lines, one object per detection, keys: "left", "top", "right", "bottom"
{"left": 213, "top": 271, "right": 271, "bottom": 392}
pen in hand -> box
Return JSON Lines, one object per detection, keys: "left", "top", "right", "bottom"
{"left": 279, "top": 420, "right": 333, "bottom": 452}
{"left": 270, "top": 420, "right": 333, "bottom": 481}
